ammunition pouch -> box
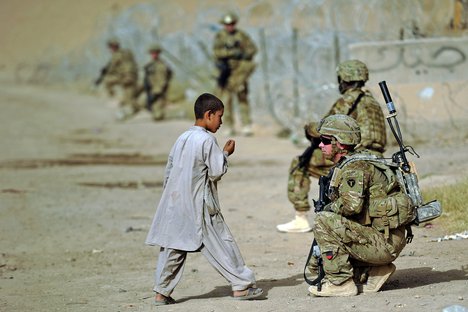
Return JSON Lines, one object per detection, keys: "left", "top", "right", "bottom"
{"left": 369, "top": 190, "right": 414, "bottom": 237}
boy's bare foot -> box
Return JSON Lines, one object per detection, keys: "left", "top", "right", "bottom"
{"left": 154, "top": 293, "right": 176, "bottom": 306}
{"left": 233, "top": 287, "right": 263, "bottom": 300}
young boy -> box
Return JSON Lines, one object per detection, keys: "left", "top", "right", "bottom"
{"left": 145, "top": 93, "right": 263, "bottom": 305}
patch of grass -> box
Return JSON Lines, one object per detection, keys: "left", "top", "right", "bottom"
{"left": 421, "top": 179, "right": 468, "bottom": 234}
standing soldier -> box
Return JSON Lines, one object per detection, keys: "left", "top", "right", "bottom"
{"left": 277, "top": 60, "right": 387, "bottom": 233}
{"left": 96, "top": 38, "right": 139, "bottom": 121}
{"left": 213, "top": 12, "right": 257, "bottom": 136}
{"left": 141, "top": 44, "right": 173, "bottom": 121}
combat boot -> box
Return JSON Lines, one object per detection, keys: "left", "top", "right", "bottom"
{"left": 276, "top": 212, "right": 312, "bottom": 233}
{"left": 361, "top": 263, "right": 396, "bottom": 293}
{"left": 308, "top": 278, "right": 358, "bottom": 297}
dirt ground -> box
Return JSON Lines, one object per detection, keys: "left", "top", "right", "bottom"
{"left": 0, "top": 81, "right": 467, "bottom": 312}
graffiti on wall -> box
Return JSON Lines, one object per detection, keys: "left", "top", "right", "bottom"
{"left": 351, "top": 38, "right": 468, "bottom": 82}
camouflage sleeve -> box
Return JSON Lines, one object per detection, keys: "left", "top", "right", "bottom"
{"left": 106, "top": 52, "right": 122, "bottom": 76}
{"left": 330, "top": 161, "right": 372, "bottom": 216}
{"left": 240, "top": 31, "right": 257, "bottom": 60}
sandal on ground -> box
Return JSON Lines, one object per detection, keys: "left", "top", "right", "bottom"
{"left": 233, "top": 287, "right": 263, "bottom": 300}
{"left": 154, "top": 296, "right": 176, "bottom": 306}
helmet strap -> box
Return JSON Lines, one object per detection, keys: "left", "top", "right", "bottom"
{"left": 329, "top": 138, "right": 349, "bottom": 162}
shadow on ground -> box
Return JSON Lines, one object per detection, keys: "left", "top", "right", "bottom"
{"left": 175, "top": 273, "right": 304, "bottom": 303}
{"left": 384, "top": 266, "right": 468, "bottom": 290}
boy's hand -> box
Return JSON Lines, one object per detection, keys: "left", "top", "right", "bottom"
{"left": 223, "top": 139, "right": 235, "bottom": 156}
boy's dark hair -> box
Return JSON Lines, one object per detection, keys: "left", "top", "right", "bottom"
{"left": 194, "top": 93, "right": 224, "bottom": 119}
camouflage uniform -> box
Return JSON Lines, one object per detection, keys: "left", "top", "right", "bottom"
{"left": 311, "top": 152, "right": 407, "bottom": 286}
{"left": 140, "top": 45, "right": 172, "bottom": 121}
{"left": 213, "top": 13, "right": 257, "bottom": 132}
{"left": 305, "top": 114, "right": 408, "bottom": 296}
{"left": 103, "top": 44, "right": 139, "bottom": 119}
{"left": 287, "top": 64, "right": 387, "bottom": 213}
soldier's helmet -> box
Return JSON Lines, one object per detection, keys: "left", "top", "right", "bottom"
{"left": 220, "top": 12, "right": 239, "bottom": 25}
{"left": 148, "top": 44, "right": 162, "bottom": 53}
{"left": 317, "top": 114, "right": 361, "bottom": 145}
{"left": 336, "top": 59, "right": 369, "bottom": 82}
{"left": 107, "top": 38, "right": 120, "bottom": 47}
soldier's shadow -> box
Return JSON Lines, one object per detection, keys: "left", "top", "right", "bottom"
{"left": 175, "top": 273, "right": 304, "bottom": 303}
{"left": 383, "top": 265, "right": 468, "bottom": 290}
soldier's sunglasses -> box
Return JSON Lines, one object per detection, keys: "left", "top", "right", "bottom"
{"left": 320, "top": 136, "right": 333, "bottom": 145}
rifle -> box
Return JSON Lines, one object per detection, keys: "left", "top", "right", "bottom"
{"left": 378, "top": 81, "right": 442, "bottom": 230}
{"left": 94, "top": 66, "right": 108, "bottom": 86}
{"left": 216, "top": 58, "right": 231, "bottom": 88}
{"left": 290, "top": 137, "right": 320, "bottom": 174}
{"left": 303, "top": 174, "right": 331, "bottom": 291}
{"left": 143, "top": 68, "right": 154, "bottom": 111}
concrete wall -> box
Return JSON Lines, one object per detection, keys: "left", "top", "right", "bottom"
{"left": 350, "top": 38, "right": 468, "bottom": 143}
{"left": 350, "top": 37, "right": 468, "bottom": 84}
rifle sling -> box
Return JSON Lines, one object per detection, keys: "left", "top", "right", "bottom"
{"left": 347, "top": 91, "right": 364, "bottom": 116}
{"left": 303, "top": 239, "right": 325, "bottom": 288}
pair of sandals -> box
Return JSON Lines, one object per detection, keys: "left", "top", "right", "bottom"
{"left": 154, "top": 287, "right": 263, "bottom": 305}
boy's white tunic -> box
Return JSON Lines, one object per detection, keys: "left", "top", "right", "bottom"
{"left": 146, "top": 126, "right": 230, "bottom": 251}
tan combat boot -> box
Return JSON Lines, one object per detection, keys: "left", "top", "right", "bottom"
{"left": 276, "top": 212, "right": 312, "bottom": 233}
{"left": 361, "top": 263, "right": 396, "bottom": 293}
{"left": 308, "top": 278, "right": 358, "bottom": 297}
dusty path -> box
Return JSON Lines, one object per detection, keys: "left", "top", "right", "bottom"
{"left": 0, "top": 83, "right": 467, "bottom": 312}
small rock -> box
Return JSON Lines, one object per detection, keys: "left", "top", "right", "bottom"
{"left": 125, "top": 226, "right": 143, "bottom": 233}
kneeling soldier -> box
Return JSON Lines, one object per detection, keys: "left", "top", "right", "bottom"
{"left": 308, "top": 114, "right": 408, "bottom": 297}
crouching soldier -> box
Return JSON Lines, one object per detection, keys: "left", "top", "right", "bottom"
{"left": 308, "top": 114, "right": 410, "bottom": 297}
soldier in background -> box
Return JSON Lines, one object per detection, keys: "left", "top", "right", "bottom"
{"left": 140, "top": 44, "right": 173, "bottom": 121}
{"left": 96, "top": 38, "right": 139, "bottom": 121}
{"left": 277, "top": 60, "right": 387, "bottom": 233}
{"left": 213, "top": 12, "right": 257, "bottom": 136}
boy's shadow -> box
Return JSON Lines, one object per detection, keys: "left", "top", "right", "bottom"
{"left": 176, "top": 266, "right": 468, "bottom": 302}
{"left": 176, "top": 273, "right": 304, "bottom": 303}
{"left": 384, "top": 265, "right": 468, "bottom": 290}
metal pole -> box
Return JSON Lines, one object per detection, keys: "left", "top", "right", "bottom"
{"left": 259, "top": 28, "right": 283, "bottom": 126}
{"left": 292, "top": 27, "right": 300, "bottom": 117}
